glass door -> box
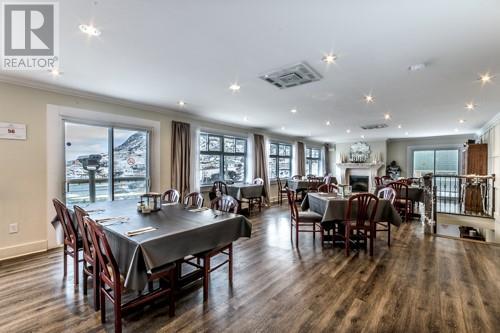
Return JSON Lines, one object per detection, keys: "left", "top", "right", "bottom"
{"left": 65, "top": 121, "right": 150, "bottom": 205}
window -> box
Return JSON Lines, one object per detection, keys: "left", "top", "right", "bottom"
{"left": 199, "top": 133, "right": 247, "bottom": 185}
{"left": 65, "top": 122, "right": 150, "bottom": 205}
{"left": 306, "top": 147, "right": 321, "bottom": 176}
{"left": 412, "top": 149, "right": 459, "bottom": 177}
{"left": 269, "top": 142, "right": 292, "bottom": 179}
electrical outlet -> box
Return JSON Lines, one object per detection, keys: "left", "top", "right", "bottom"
{"left": 9, "top": 223, "right": 18, "bottom": 234}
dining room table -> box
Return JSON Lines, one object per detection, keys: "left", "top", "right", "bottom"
{"left": 227, "top": 183, "right": 264, "bottom": 200}
{"left": 301, "top": 192, "right": 402, "bottom": 227}
{"left": 53, "top": 199, "right": 252, "bottom": 291}
{"left": 374, "top": 184, "right": 425, "bottom": 202}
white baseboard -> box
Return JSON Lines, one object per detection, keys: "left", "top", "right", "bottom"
{"left": 0, "top": 240, "right": 47, "bottom": 261}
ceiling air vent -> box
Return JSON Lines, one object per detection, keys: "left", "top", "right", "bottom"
{"left": 259, "top": 62, "right": 322, "bottom": 89}
{"left": 361, "top": 123, "right": 389, "bottom": 130}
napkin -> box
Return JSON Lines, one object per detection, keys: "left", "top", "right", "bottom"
{"left": 96, "top": 216, "right": 130, "bottom": 226}
{"left": 125, "top": 226, "right": 157, "bottom": 237}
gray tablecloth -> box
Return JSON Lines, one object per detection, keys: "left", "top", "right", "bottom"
{"left": 287, "top": 180, "right": 313, "bottom": 191}
{"left": 227, "top": 183, "right": 263, "bottom": 200}
{"left": 375, "top": 185, "right": 424, "bottom": 202}
{"left": 301, "top": 193, "right": 402, "bottom": 227}
{"left": 56, "top": 200, "right": 252, "bottom": 291}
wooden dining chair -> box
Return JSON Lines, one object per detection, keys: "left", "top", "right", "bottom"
{"left": 388, "top": 181, "right": 411, "bottom": 222}
{"left": 343, "top": 193, "right": 379, "bottom": 256}
{"left": 52, "top": 198, "right": 83, "bottom": 286}
{"left": 376, "top": 187, "right": 396, "bottom": 247}
{"left": 276, "top": 177, "right": 288, "bottom": 206}
{"left": 381, "top": 175, "right": 392, "bottom": 183}
{"left": 183, "top": 192, "right": 204, "bottom": 208}
{"left": 161, "top": 189, "right": 180, "bottom": 203}
{"left": 247, "top": 178, "right": 264, "bottom": 214}
{"left": 85, "top": 217, "right": 176, "bottom": 333}
{"left": 74, "top": 205, "right": 100, "bottom": 310}
{"left": 183, "top": 195, "right": 239, "bottom": 301}
{"left": 374, "top": 176, "right": 383, "bottom": 186}
{"left": 318, "top": 183, "right": 339, "bottom": 193}
{"left": 209, "top": 181, "right": 228, "bottom": 201}
{"left": 286, "top": 188, "right": 323, "bottom": 246}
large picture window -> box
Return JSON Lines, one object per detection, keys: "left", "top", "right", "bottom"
{"left": 199, "top": 133, "right": 247, "bottom": 185}
{"left": 65, "top": 121, "right": 150, "bottom": 205}
{"left": 306, "top": 147, "right": 321, "bottom": 176}
{"left": 412, "top": 149, "right": 459, "bottom": 177}
{"left": 269, "top": 142, "right": 292, "bottom": 179}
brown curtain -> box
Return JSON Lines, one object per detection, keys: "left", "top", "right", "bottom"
{"left": 171, "top": 121, "right": 191, "bottom": 199}
{"left": 324, "top": 143, "right": 331, "bottom": 175}
{"left": 253, "top": 134, "right": 271, "bottom": 205}
{"left": 297, "top": 141, "right": 305, "bottom": 176}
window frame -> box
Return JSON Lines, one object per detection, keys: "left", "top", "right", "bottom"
{"left": 305, "top": 147, "right": 322, "bottom": 176}
{"left": 410, "top": 147, "right": 461, "bottom": 177}
{"left": 268, "top": 142, "right": 293, "bottom": 180}
{"left": 199, "top": 132, "right": 247, "bottom": 185}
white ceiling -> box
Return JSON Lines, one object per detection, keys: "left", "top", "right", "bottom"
{"left": 2, "top": 0, "right": 500, "bottom": 143}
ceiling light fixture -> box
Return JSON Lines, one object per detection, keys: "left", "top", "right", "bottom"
{"left": 79, "top": 24, "right": 101, "bottom": 36}
{"left": 326, "top": 120, "right": 331, "bottom": 126}
{"left": 361, "top": 135, "right": 365, "bottom": 139}
{"left": 459, "top": 119, "right": 465, "bottom": 124}
{"left": 177, "top": 100, "right": 186, "bottom": 107}
{"left": 346, "top": 129, "right": 351, "bottom": 134}
{"left": 290, "top": 109, "right": 297, "bottom": 113}
{"left": 322, "top": 53, "right": 337, "bottom": 64}
{"left": 397, "top": 124, "right": 402, "bottom": 129}
{"left": 465, "top": 102, "right": 476, "bottom": 111}
{"left": 49, "top": 68, "right": 61, "bottom": 76}
{"left": 243, "top": 116, "right": 248, "bottom": 122}
{"left": 364, "top": 94, "right": 374, "bottom": 104}
{"left": 405, "top": 132, "right": 409, "bottom": 136}
{"left": 384, "top": 113, "right": 391, "bottom": 120}
{"left": 281, "top": 126, "right": 286, "bottom": 131}
{"left": 229, "top": 83, "right": 241, "bottom": 92}
{"left": 408, "top": 63, "right": 427, "bottom": 71}
{"left": 479, "top": 72, "right": 493, "bottom": 85}
{"left": 454, "top": 128, "right": 459, "bottom": 132}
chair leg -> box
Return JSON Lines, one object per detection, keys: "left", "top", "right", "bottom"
{"left": 100, "top": 288, "right": 106, "bottom": 324}
{"left": 83, "top": 269, "right": 88, "bottom": 295}
{"left": 74, "top": 248, "right": 79, "bottom": 286}
{"left": 93, "top": 268, "right": 100, "bottom": 311}
{"left": 203, "top": 256, "right": 210, "bottom": 302}
{"left": 296, "top": 221, "right": 299, "bottom": 247}
{"left": 169, "top": 268, "right": 175, "bottom": 317}
{"left": 63, "top": 245, "right": 67, "bottom": 278}
{"left": 228, "top": 244, "right": 233, "bottom": 284}
{"left": 114, "top": 294, "right": 122, "bottom": 333}
{"left": 369, "top": 229, "right": 374, "bottom": 256}
{"left": 345, "top": 228, "right": 350, "bottom": 256}
{"left": 313, "top": 223, "right": 316, "bottom": 239}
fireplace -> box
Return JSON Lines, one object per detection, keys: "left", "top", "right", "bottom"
{"left": 349, "top": 175, "right": 369, "bottom": 192}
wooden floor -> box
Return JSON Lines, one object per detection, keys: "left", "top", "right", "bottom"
{"left": 1, "top": 206, "right": 500, "bottom": 333}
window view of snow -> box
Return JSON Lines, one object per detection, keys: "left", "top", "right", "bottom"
{"left": 269, "top": 143, "right": 292, "bottom": 179}
{"left": 306, "top": 148, "right": 321, "bottom": 176}
{"left": 200, "top": 133, "right": 246, "bottom": 184}
{"left": 65, "top": 122, "right": 148, "bottom": 205}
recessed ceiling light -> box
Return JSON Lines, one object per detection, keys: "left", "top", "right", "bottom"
{"left": 408, "top": 63, "right": 426, "bottom": 71}
{"left": 325, "top": 120, "right": 331, "bottom": 126}
{"left": 384, "top": 113, "right": 391, "bottom": 120}
{"left": 49, "top": 68, "right": 61, "bottom": 76}
{"left": 281, "top": 126, "right": 285, "bottom": 131}
{"left": 459, "top": 119, "right": 466, "bottom": 124}
{"left": 177, "top": 100, "right": 186, "bottom": 107}
{"left": 364, "top": 94, "right": 374, "bottom": 104}
{"left": 346, "top": 129, "right": 351, "bottom": 134}
{"left": 79, "top": 24, "right": 101, "bottom": 36}
{"left": 290, "top": 109, "right": 297, "bottom": 113}
{"left": 229, "top": 83, "right": 241, "bottom": 92}
{"left": 454, "top": 128, "right": 459, "bottom": 132}
{"left": 405, "top": 131, "right": 409, "bottom": 136}
{"left": 243, "top": 116, "right": 248, "bottom": 122}
{"left": 360, "top": 135, "right": 365, "bottom": 139}
{"left": 465, "top": 102, "right": 476, "bottom": 111}
{"left": 397, "top": 124, "right": 402, "bottom": 129}
{"left": 479, "top": 72, "right": 493, "bottom": 85}
{"left": 322, "top": 53, "right": 337, "bottom": 64}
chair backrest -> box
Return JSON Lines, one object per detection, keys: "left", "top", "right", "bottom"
{"left": 276, "top": 177, "right": 285, "bottom": 190}
{"left": 387, "top": 181, "right": 409, "bottom": 200}
{"left": 346, "top": 193, "right": 379, "bottom": 228}
{"left": 318, "top": 183, "right": 339, "bottom": 193}
{"left": 374, "top": 176, "right": 383, "bottom": 186}
{"left": 211, "top": 195, "right": 239, "bottom": 213}
{"left": 292, "top": 175, "right": 302, "bottom": 180}
{"left": 307, "top": 174, "right": 316, "bottom": 180}
{"left": 382, "top": 175, "right": 392, "bottom": 182}
{"left": 253, "top": 178, "right": 264, "bottom": 185}
{"left": 285, "top": 188, "right": 299, "bottom": 220}
{"left": 324, "top": 175, "right": 331, "bottom": 185}
{"left": 184, "top": 192, "right": 204, "bottom": 208}
{"left": 84, "top": 216, "right": 121, "bottom": 288}
{"left": 161, "top": 189, "right": 180, "bottom": 203}
{"left": 212, "top": 181, "right": 228, "bottom": 194}
{"left": 377, "top": 187, "right": 396, "bottom": 204}
{"left": 74, "top": 205, "right": 93, "bottom": 260}
{"left": 52, "top": 198, "right": 78, "bottom": 244}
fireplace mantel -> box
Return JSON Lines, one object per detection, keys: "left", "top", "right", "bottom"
{"left": 336, "top": 162, "right": 385, "bottom": 186}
